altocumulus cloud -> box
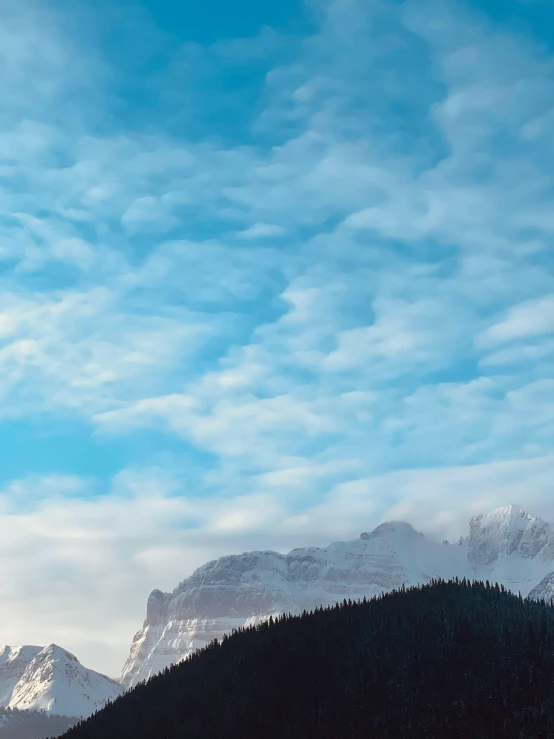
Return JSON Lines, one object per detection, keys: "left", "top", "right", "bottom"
{"left": 0, "top": 0, "right": 553, "bottom": 676}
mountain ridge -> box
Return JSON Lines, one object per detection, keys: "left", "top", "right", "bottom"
{"left": 0, "top": 644, "right": 121, "bottom": 719}
{"left": 121, "top": 503, "right": 554, "bottom": 687}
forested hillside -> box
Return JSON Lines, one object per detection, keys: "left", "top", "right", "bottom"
{"left": 0, "top": 707, "right": 74, "bottom": 739}
{"left": 58, "top": 580, "right": 554, "bottom": 739}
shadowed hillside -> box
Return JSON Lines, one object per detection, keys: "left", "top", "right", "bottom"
{"left": 0, "top": 707, "right": 74, "bottom": 739}
{"left": 58, "top": 579, "right": 554, "bottom": 739}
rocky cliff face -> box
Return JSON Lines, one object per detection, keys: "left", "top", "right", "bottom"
{"left": 0, "top": 645, "right": 122, "bottom": 718}
{"left": 121, "top": 504, "right": 554, "bottom": 688}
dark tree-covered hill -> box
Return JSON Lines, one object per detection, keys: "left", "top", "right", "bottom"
{"left": 0, "top": 707, "right": 75, "bottom": 739}
{"left": 58, "top": 579, "right": 554, "bottom": 739}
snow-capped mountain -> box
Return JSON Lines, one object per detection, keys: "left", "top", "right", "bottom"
{"left": 0, "top": 644, "right": 121, "bottom": 719}
{"left": 121, "top": 504, "right": 554, "bottom": 688}
{"left": 468, "top": 505, "right": 554, "bottom": 565}
{"left": 0, "top": 647, "right": 42, "bottom": 707}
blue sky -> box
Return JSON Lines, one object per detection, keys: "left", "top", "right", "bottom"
{"left": 1, "top": 0, "right": 554, "bottom": 676}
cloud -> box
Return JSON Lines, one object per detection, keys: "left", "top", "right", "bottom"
{"left": 479, "top": 295, "right": 554, "bottom": 345}
{"left": 121, "top": 196, "right": 180, "bottom": 235}
{"left": 0, "top": 288, "right": 224, "bottom": 419}
{"left": 323, "top": 294, "right": 470, "bottom": 373}
{"left": 235, "top": 223, "right": 287, "bottom": 239}
{"left": 0, "top": 0, "right": 553, "bottom": 678}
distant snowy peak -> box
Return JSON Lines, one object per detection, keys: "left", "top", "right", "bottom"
{"left": 468, "top": 504, "right": 554, "bottom": 566}
{"left": 0, "top": 644, "right": 121, "bottom": 719}
{"left": 121, "top": 503, "right": 554, "bottom": 688}
{"left": 121, "top": 517, "right": 466, "bottom": 687}
{"left": 360, "top": 521, "right": 421, "bottom": 540}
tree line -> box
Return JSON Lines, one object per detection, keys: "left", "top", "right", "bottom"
{"left": 56, "top": 578, "right": 554, "bottom": 738}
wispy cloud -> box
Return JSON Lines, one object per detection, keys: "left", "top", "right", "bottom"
{"left": 479, "top": 295, "right": 554, "bottom": 345}
{"left": 235, "top": 223, "right": 287, "bottom": 240}
{"left": 0, "top": 0, "right": 553, "bottom": 675}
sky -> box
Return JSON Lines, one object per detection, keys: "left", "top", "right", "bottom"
{"left": 0, "top": 0, "right": 553, "bottom": 677}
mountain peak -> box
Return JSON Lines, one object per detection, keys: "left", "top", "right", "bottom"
{"left": 360, "top": 521, "right": 419, "bottom": 540}
{"left": 0, "top": 644, "right": 122, "bottom": 718}
{"left": 11, "top": 651, "right": 121, "bottom": 718}
{"left": 121, "top": 502, "right": 554, "bottom": 689}
{"left": 39, "top": 644, "right": 79, "bottom": 662}
{"left": 479, "top": 504, "right": 538, "bottom": 525}
{"left": 468, "top": 504, "right": 553, "bottom": 566}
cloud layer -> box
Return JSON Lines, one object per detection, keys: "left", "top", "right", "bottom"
{"left": 0, "top": 0, "right": 553, "bottom": 676}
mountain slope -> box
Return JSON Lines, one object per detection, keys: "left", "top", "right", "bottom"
{"left": 0, "top": 645, "right": 121, "bottom": 719}
{"left": 62, "top": 580, "right": 554, "bottom": 739}
{"left": 0, "top": 648, "right": 42, "bottom": 707}
{"left": 121, "top": 519, "right": 469, "bottom": 686}
{"left": 121, "top": 503, "right": 554, "bottom": 687}
{"left": 529, "top": 571, "right": 554, "bottom": 603}
{"left": 467, "top": 504, "right": 554, "bottom": 566}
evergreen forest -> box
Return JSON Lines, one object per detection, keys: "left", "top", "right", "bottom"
{"left": 57, "top": 579, "right": 554, "bottom": 739}
{"left": 0, "top": 707, "right": 75, "bottom": 739}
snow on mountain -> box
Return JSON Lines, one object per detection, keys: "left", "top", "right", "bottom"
{"left": 529, "top": 572, "right": 554, "bottom": 604}
{"left": 0, "top": 647, "right": 42, "bottom": 706}
{"left": 467, "top": 504, "right": 554, "bottom": 566}
{"left": 121, "top": 504, "right": 554, "bottom": 688}
{"left": 0, "top": 645, "right": 121, "bottom": 719}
